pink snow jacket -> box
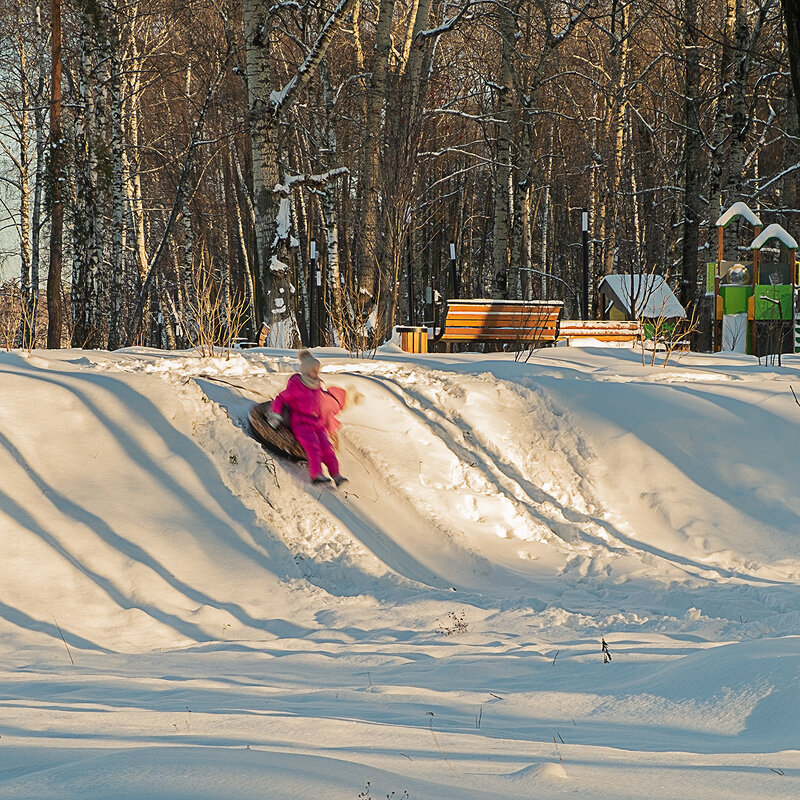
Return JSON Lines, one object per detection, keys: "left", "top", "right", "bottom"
{"left": 272, "top": 373, "right": 324, "bottom": 428}
{"left": 320, "top": 386, "right": 346, "bottom": 438}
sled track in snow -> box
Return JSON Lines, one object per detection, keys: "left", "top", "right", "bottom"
{"left": 348, "top": 369, "right": 731, "bottom": 580}
{"left": 196, "top": 364, "right": 795, "bottom": 601}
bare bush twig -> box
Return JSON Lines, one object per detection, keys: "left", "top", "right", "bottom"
{"left": 52, "top": 615, "right": 75, "bottom": 666}
{"left": 602, "top": 638, "right": 612, "bottom": 663}
{"left": 426, "top": 711, "right": 457, "bottom": 775}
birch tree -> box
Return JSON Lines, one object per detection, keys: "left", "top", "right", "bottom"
{"left": 44, "top": 0, "right": 65, "bottom": 347}
{"left": 784, "top": 0, "right": 800, "bottom": 125}
{"left": 490, "top": 0, "right": 519, "bottom": 299}
{"left": 680, "top": 0, "right": 702, "bottom": 309}
{"left": 243, "top": 0, "right": 355, "bottom": 347}
{"left": 357, "top": 0, "right": 397, "bottom": 307}
{"left": 0, "top": 0, "right": 48, "bottom": 346}
{"left": 71, "top": 0, "right": 110, "bottom": 348}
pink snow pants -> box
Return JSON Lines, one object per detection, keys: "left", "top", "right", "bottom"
{"left": 292, "top": 418, "right": 339, "bottom": 480}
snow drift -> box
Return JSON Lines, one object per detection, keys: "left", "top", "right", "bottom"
{"left": 1, "top": 345, "right": 799, "bottom": 799}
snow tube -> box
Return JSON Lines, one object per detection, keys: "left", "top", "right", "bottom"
{"left": 248, "top": 401, "right": 308, "bottom": 461}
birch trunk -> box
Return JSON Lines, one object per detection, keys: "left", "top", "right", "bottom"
{"left": 319, "top": 58, "right": 344, "bottom": 340}
{"left": 540, "top": 164, "right": 552, "bottom": 298}
{"left": 784, "top": 0, "right": 800, "bottom": 131}
{"left": 491, "top": 2, "right": 516, "bottom": 299}
{"left": 243, "top": 0, "right": 279, "bottom": 329}
{"left": 243, "top": 0, "right": 354, "bottom": 346}
{"left": 402, "top": 0, "right": 434, "bottom": 133}
{"left": 88, "top": 21, "right": 109, "bottom": 349}
{"left": 71, "top": 28, "right": 92, "bottom": 347}
{"left": 379, "top": 0, "right": 433, "bottom": 332}
{"left": 724, "top": 0, "right": 750, "bottom": 208}
{"left": 510, "top": 118, "right": 531, "bottom": 299}
{"left": 30, "top": 59, "right": 47, "bottom": 341}
{"left": 708, "top": 0, "right": 736, "bottom": 235}
{"left": 601, "top": 3, "right": 629, "bottom": 278}
{"left": 72, "top": 1, "right": 109, "bottom": 349}
{"left": 681, "top": 0, "right": 702, "bottom": 310}
{"left": 358, "top": 0, "right": 396, "bottom": 302}
{"left": 182, "top": 63, "right": 195, "bottom": 286}
{"left": 590, "top": 107, "right": 600, "bottom": 317}
{"left": 108, "top": 3, "right": 125, "bottom": 350}
{"left": 47, "top": 0, "right": 64, "bottom": 347}
{"left": 230, "top": 149, "right": 258, "bottom": 335}
{"left": 15, "top": 10, "right": 33, "bottom": 346}
{"left": 783, "top": 89, "right": 800, "bottom": 231}
{"left": 125, "top": 36, "right": 148, "bottom": 279}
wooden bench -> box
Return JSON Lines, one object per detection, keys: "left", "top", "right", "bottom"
{"left": 557, "top": 320, "right": 641, "bottom": 344}
{"left": 231, "top": 321, "right": 271, "bottom": 349}
{"left": 429, "top": 299, "right": 564, "bottom": 352}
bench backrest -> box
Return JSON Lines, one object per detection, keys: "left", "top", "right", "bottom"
{"left": 440, "top": 299, "right": 563, "bottom": 343}
{"left": 558, "top": 320, "right": 641, "bottom": 341}
{"left": 257, "top": 321, "right": 270, "bottom": 347}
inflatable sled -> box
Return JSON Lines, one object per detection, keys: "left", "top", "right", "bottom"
{"left": 248, "top": 401, "right": 308, "bottom": 461}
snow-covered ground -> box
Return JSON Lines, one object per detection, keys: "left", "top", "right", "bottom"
{"left": 1, "top": 343, "right": 799, "bottom": 799}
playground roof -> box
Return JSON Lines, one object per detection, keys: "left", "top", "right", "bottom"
{"left": 598, "top": 274, "right": 687, "bottom": 319}
{"left": 749, "top": 223, "right": 798, "bottom": 251}
{"left": 715, "top": 202, "right": 762, "bottom": 229}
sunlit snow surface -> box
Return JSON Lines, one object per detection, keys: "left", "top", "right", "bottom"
{"left": 1, "top": 344, "right": 799, "bottom": 799}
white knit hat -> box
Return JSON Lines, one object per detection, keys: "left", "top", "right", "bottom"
{"left": 298, "top": 349, "right": 320, "bottom": 376}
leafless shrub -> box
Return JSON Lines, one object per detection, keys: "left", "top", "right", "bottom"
{"left": 639, "top": 303, "right": 701, "bottom": 367}
{"left": 357, "top": 782, "right": 409, "bottom": 800}
{"left": 436, "top": 610, "right": 469, "bottom": 636}
{"left": 513, "top": 303, "right": 561, "bottom": 362}
{"left": 328, "top": 268, "right": 386, "bottom": 358}
{"left": 183, "top": 254, "right": 249, "bottom": 359}
{"left": 0, "top": 280, "right": 38, "bottom": 352}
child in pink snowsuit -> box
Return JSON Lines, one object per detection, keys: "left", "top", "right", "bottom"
{"left": 268, "top": 351, "right": 347, "bottom": 486}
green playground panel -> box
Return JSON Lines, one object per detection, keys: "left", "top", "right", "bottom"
{"left": 753, "top": 284, "right": 792, "bottom": 320}
{"left": 720, "top": 285, "right": 750, "bottom": 315}
{"left": 642, "top": 319, "right": 679, "bottom": 340}
{"left": 705, "top": 263, "right": 716, "bottom": 295}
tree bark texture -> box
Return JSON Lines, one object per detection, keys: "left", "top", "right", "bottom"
{"left": 47, "top": 0, "right": 64, "bottom": 347}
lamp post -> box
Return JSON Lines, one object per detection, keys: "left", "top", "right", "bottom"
{"left": 407, "top": 243, "right": 414, "bottom": 325}
{"left": 308, "top": 239, "right": 317, "bottom": 346}
{"left": 581, "top": 209, "right": 589, "bottom": 320}
{"left": 315, "top": 241, "right": 326, "bottom": 345}
{"left": 449, "top": 241, "right": 459, "bottom": 299}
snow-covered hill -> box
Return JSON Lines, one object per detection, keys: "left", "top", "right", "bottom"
{"left": 1, "top": 345, "right": 799, "bottom": 799}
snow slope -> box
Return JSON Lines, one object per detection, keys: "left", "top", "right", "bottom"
{"left": 1, "top": 345, "right": 799, "bottom": 799}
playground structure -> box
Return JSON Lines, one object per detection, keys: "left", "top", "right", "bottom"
{"left": 707, "top": 202, "right": 799, "bottom": 355}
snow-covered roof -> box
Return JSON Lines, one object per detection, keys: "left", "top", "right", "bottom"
{"left": 715, "top": 202, "right": 762, "bottom": 229}
{"left": 598, "top": 274, "right": 687, "bottom": 318}
{"left": 749, "top": 223, "right": 798, "bottom": 251}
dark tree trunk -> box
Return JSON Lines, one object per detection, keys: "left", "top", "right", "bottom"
{"left": 783, "top": 0, "right": 800, "bottom": 128}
